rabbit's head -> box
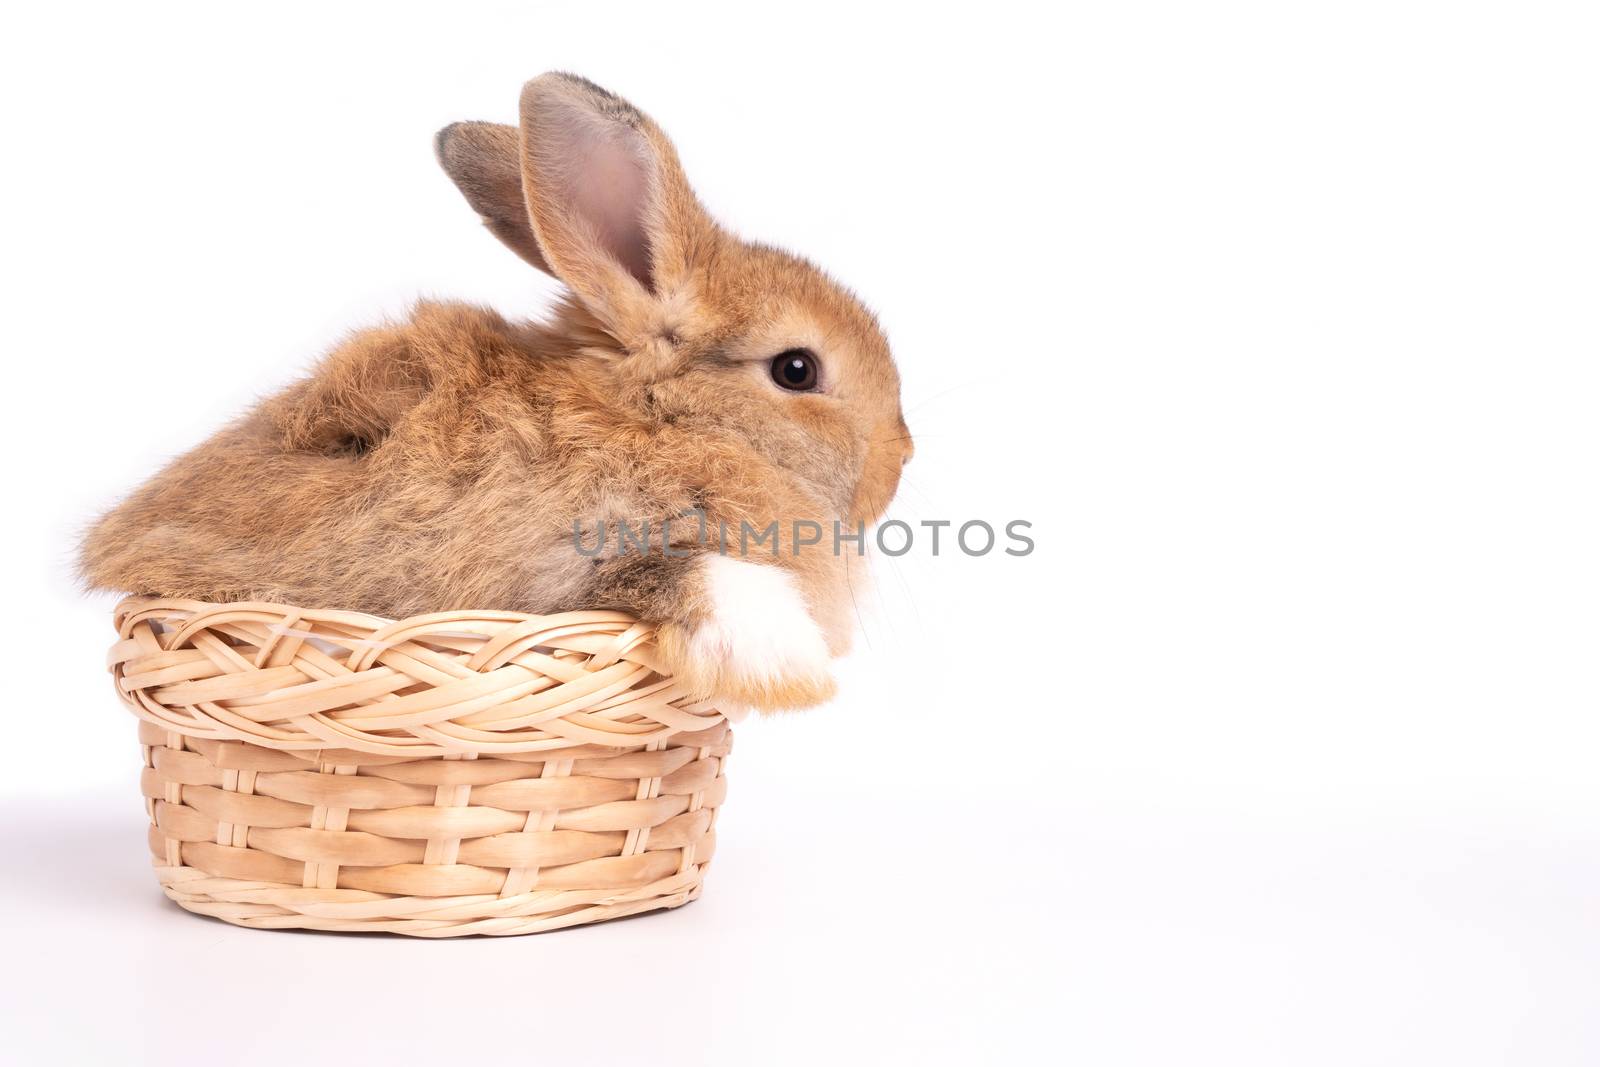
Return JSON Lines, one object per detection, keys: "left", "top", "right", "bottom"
{"left": 436, "top": 73, "right": 911, "bottom": 528}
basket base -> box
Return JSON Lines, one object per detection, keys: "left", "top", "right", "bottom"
{"left": 133, "top": 715, "right": 731, "bottom": 938}
{"left": 156, "top": 862, "right": 707, "bottom": 937}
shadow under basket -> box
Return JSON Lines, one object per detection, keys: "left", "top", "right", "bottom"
{"left": 107, "top": 597, "right": 734, "bottom": 937}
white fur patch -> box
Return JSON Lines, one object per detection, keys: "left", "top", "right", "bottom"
{"left": 689, "top": 555, "right": 831, "bottom": 695}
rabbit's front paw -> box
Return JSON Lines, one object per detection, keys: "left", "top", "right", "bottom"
{"left": 659, "top": 555, "right": 836, "bottom": 713}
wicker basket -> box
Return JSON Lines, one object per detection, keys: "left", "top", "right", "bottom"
{"left": 107, "top": 597, "right": 734, "bottom": 937}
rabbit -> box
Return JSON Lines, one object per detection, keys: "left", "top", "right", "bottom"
{"left": 80, "top": 72, "right": 912, "bottom": 713}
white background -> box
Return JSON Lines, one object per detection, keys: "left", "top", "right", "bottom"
{"left": 3, "top": 1, "right": 1598, "bottom": 1063}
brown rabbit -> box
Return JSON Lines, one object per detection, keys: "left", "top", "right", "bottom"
{"left": 80, "top": 73, "right": 911, "bottom": 713}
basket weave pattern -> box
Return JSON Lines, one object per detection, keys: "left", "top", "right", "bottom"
{"left": 110, "top": 598, "right": 733, "bottom": 936}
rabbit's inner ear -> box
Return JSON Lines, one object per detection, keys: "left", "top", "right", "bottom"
{"left": 519, "top": 73, "right": 690, "bottom": 309}
{"left": 524, "top": 92, "right": 656, "bottom": 290}
{"left": 557, "top": 123, "right": 653, "bottom": 288}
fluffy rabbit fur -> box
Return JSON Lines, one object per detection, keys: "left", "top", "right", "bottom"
{"left": 80, "top": 73, "right": 911, "bottom": 712}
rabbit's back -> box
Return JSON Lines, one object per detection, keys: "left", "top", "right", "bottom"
{"left": 80, "top": 301, "right": 584, "bottom": 614}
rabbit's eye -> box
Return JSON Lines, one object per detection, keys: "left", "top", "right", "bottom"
{"left": 771, "top": 349, "right": 820, "bottom": 391}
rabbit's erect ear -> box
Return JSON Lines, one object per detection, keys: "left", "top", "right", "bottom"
{"left": 517, "top": 72, "right": 716, "bottom": 318}
{"left": 435, "top": 121, "right": 555, "bottom": 275}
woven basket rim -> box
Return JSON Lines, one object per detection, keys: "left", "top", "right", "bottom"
{"left": 110, "top": 596, "right": 727, "bottom": 758}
